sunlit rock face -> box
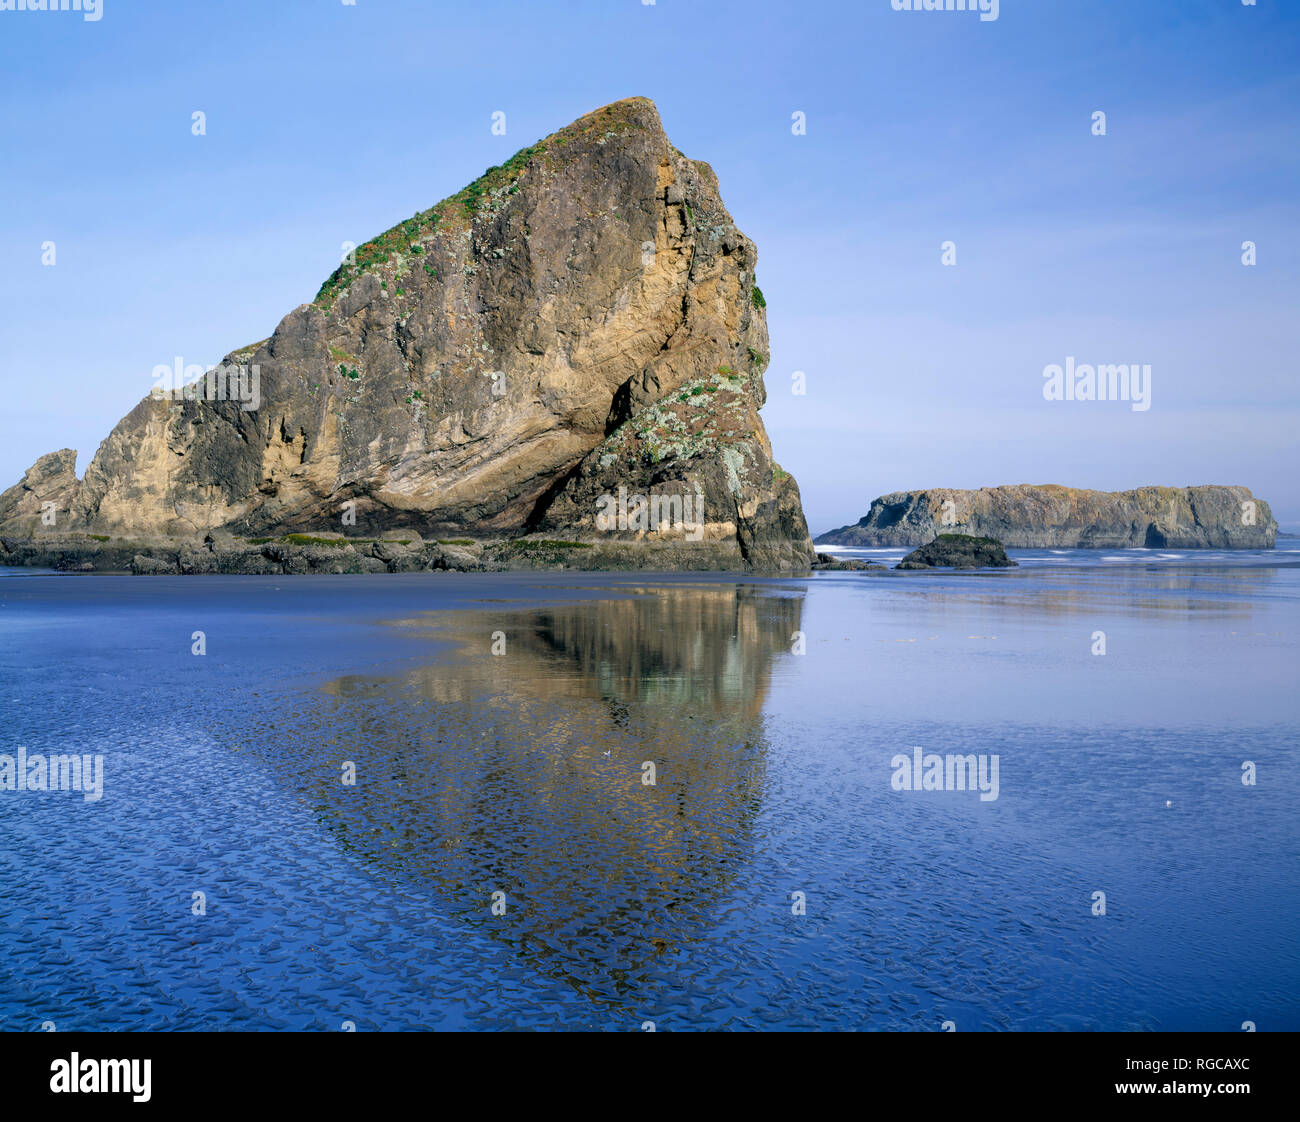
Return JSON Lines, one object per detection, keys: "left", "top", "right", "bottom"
{"left": 0, "top": 449, "right": 79, "bottom": 537}
{"left": 1, "top": 98, "right": 815, "bottom": 570}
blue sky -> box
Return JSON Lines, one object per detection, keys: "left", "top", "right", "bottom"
{"left": 1, "top": 0, "right": 1297, "bottom": 533}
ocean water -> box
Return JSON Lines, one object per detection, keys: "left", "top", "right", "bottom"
{"left": 0, "top": 551, "right": 1296, "bottom": 1031}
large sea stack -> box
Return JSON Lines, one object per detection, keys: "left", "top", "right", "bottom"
{"left": 0, "top": 98, "right": 815, "bottom": 573}
{"left": 817, "top": 485, "right": 1277, "bottom": 549}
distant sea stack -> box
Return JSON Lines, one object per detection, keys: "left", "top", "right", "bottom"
{"left": 817, "top": 485, "right": 1277, "bottom": 549}
{"left": 0, "top": 98, "right": 815, "bottom": 573}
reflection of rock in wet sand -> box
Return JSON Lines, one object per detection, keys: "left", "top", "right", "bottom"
{"left": 393, "top": 583, "right": 798, "bottom": 717}
{"left": 259, "top": 584, "right": 804, "bottom": 1012}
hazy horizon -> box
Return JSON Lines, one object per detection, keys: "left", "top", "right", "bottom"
{"left": 2, "top": 0, "right": 1296, "bottom": 533}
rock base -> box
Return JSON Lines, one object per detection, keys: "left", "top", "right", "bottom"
{"left": 1, "top": 534, "right": 818, "bottom": 575}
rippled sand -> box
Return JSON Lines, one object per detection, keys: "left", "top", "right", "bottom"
{"left": 0, "top": 564, "right": 1295, "bottom": 1030}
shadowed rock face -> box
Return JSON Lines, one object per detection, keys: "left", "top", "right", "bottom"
{"left": 0, "top": 98, "right": 815, "bottom": 570}
{"left": 817, "top": 485, "right": 1277, "bottom": 549}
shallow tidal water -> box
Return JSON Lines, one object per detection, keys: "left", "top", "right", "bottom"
{"left": 0, "top": 551, "right": 1296, "bottom": 1031}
